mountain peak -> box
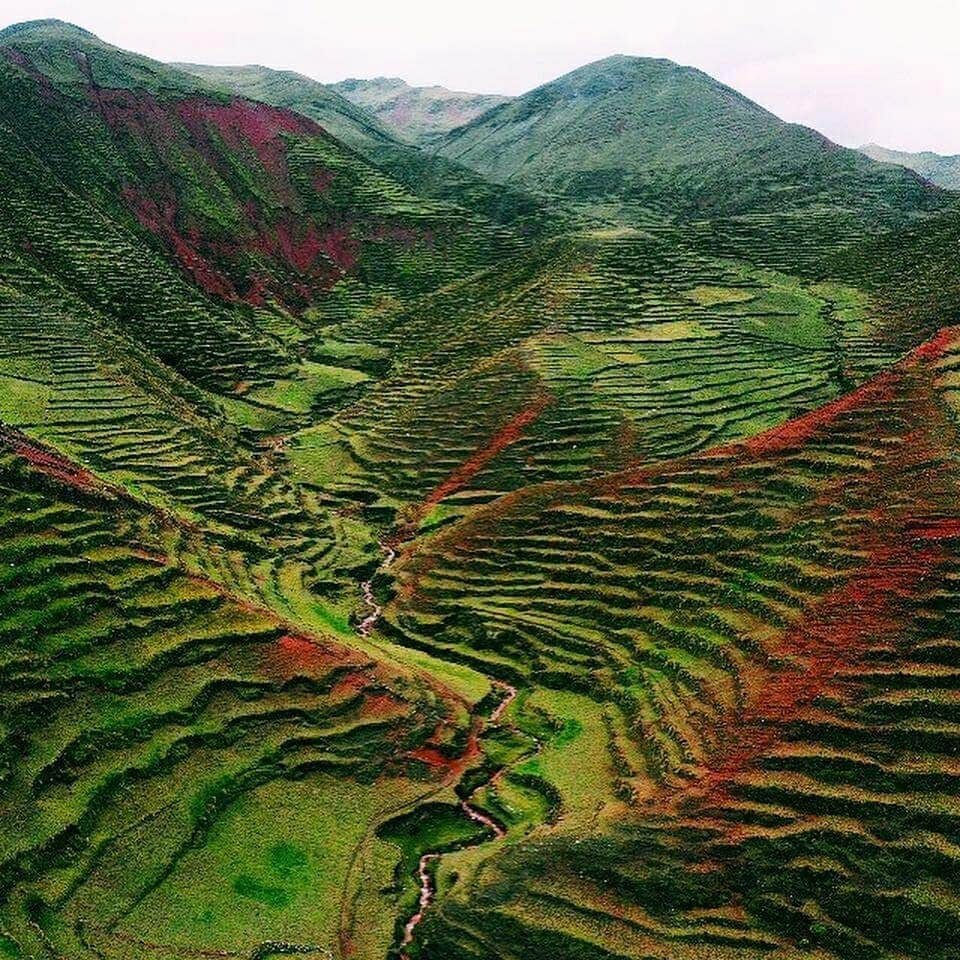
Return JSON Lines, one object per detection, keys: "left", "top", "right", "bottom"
{"left": 332, "top": 76, "right": 510, "bottom": 143}
{"left": 0, "top": 19, "right": 98, "bottom": 42}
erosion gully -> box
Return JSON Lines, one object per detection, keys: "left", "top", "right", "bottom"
{"left": 357, "top": 543, "right": 523, "bottom": 958}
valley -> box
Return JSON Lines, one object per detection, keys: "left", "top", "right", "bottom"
{"left": 0, "top": 16, "right": 959, "bottom": 960}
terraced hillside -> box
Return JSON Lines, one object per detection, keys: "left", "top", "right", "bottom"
{"left": 0, "top": 429, "right": 483, "bottom": 960}
{"left": 0, "top": 18, "right": 538, "bottom": 636}
{"left": 3, "top": 16, "right": 960, "bottom": 960}
{"left": 289, "top": 218, "right": 941, "bottom": 525}
{"left": 0, "top": 20, "right": 524, "bottom": 373}
{"left": 390, "top": 326, "right": 960, "bottom": 959}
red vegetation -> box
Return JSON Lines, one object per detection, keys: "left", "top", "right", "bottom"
{"left": 643, "top": 331, "right": 960, "bottom": 818}
{"left": 122, "top": 185, "right": 239, "bottom": 300}
{"left": 90, "top": 87, "right": 367, "bottom": 304}
{"left": 424, "top": 392, "right": 553, "bottom": 508}
{"left": 2, "top": 46, "right": 57, "bottom": 102}
{"left": 905, "top": 325, "right": 960, "bottom": 364}
{"left": 737, "top": 376, "right": 897, "bottom": 458}
{"left": 408, "top": 724, "right": 482, "bottom": 779}
{"left": 0, "top": 426, "right": 120, "bottom": 497}
{"left": 691, "top": 527, "right": 951, "bottom": 810}
{"left": 732, "top": 326, "right": 959, "bottom": 459}
{"left": 266, "top": 633, "right": 342, "bottom": 679}
{"left": 173, "top": 96, "right": 321, "bottom": 200}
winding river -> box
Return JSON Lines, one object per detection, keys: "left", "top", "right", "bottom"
{"left": 356, "top": 543, "right": 522, "bottom": 957}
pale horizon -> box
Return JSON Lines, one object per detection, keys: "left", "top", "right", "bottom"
{"left": 3, "top": 0, "right": 959, "bottom": 155}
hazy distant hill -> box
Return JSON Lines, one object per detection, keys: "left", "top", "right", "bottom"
{"left": 436, "top": 54, "right": 944, "bottom": 219}
{"left": 332, "top": 75, "right": 510, "bottom": 142}
{"left": 860, "top": 142, "right": 960, "bottom": 190}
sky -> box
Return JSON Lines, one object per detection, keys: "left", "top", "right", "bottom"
{"left": 4, "top": 0, "right": 959, "bottom": 153}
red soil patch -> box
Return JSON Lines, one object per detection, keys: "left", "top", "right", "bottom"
{"left": 2, "top": 46, "right": 57, "bottom": 102}
{"left": 908, "top": 518, "right": 960, "bottom": 540}
{"left": 331, "top": 670, "right": 373, "bottom": 697}
{"left": 255, "top": 221, "right": 359, "bottom": 274}
{"left": 424, "top": 392, "right": 553, "bottom": 508}
{"left": 92, "top": 87, "right": 354, "bottom": 302}
{"left": 723, "top": 327, "right": 959, "bottom": 460}
{"left": 174, "top": 95, "right": 322, "bottom": 185}
{"left": 644, "top": 346, "right": 960, "bottom": 818}
{"left": 0, "top": 427, "right": 122, "bottom": 498}
{"left": 361, "top": 691, "right": 403, "bottom": 717}
{"left": 266, "top": 633, "right": 342, "bottom": 679}
{"left": 407, "top": 719, "right": 483, "bottom": 779}
{"left": 407, "top": 745, "right": 452, "bottom": 768}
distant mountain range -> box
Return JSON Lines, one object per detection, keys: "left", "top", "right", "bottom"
{"left": 182, "top": 54, "right": 947, "bottom": 224}
{"left": 860, "top": 142, "right": 960, "bottom": 190}
{"left": 331, "top": 76, "right": 510, "bottom": 143}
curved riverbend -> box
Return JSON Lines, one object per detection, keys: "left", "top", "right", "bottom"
{"left": 398, "top": 680, "right": 517, "bottom": 957}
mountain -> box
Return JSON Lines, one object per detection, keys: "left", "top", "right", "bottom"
{"left": 435, "top": 54, "right": 945, "bottom": 219}
{"left": 178, "top": 62, "right": 559, "bottom": 234}
{"left": 176, "top": 62, "right": 399, "bottom": 152}
{"left": 332, "top": 75, "right": 510, "bottom": 142}
{"left": 860, "top": 141, "right": 960, "bottom": 190}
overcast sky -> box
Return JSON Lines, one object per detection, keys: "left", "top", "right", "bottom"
{"left": 5, "top": 0, "right": 958, "bottom": 153}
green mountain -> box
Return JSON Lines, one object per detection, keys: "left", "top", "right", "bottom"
{"left": 332, "top": 75, "right": 510, "bottom": 142}
{"left": 436, "top": 54, "right": 945, "bottom": 219}
{"left": 860, "top": 141, "right": 960, "bottom": 190}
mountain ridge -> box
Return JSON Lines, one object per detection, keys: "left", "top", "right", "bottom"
{"left": 434, "top": 53, "right": 946, "bottom": 220}
{"left": 860, "top": 141, "right": 960, "bottom": 190}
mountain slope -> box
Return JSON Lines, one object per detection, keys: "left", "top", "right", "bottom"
{"left": 176, "top": 62, "right": 400, "bottom": 152}
{"left": 183, "top": 61, "right": 556, "bottom": 235}
{"left": 436, "top": 54, "right": 946, "bottom": 219}
{"left": 860, "top": 142, "right": 960, "bottom": 190}
{"left": 332, "top": 76, "right": 510, "bottom": 143}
